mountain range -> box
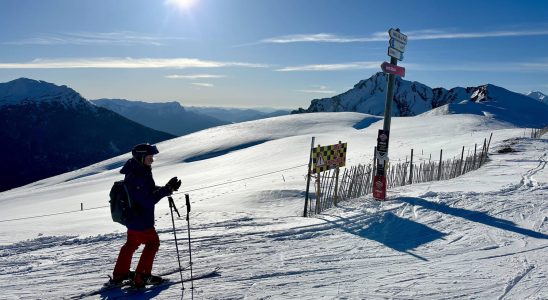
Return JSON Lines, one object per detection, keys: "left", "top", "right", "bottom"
{"left": 91, "top": 98, "right": 229, "bottom": 136}
{"left": 1, "top": 74, "right": 546, "bottom": 192}
{"left": 293, "top": 72, "right": 548, "bottom": 128}
{"left": 0, "top": 78, "right": 174, "bottom": 192}
{"left": 186, "top": 106, "right": 291, "bottom": 123}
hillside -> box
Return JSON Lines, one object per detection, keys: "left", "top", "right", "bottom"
{"left": 0, "top": 112, "right": 546, "bottom": 299}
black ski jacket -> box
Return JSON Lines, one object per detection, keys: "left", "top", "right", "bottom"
{"left": 120, "top": 158, "right": 171, "bottom": 231}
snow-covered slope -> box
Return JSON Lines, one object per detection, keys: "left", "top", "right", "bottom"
{"left": 0, "top": 112, "right": 546, "bottom": 299}
{"left": 423, "top": 84, "right": 548, "bottom": 127}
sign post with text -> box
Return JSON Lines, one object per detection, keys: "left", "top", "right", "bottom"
{"left": 374, "top": 28, "right": 408, "bottom": 201}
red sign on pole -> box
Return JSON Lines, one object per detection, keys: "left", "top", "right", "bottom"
{"left": 381, "top": 61, "right": 405, "bottom": 77}
{"left": 373, "top": 175, "right": 387, "bottom": 201}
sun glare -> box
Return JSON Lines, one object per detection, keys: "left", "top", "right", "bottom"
{"left": 165, "top": 0, "right": 196, "bottom": 10}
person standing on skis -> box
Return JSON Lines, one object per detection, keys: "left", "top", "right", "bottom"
{"left": 110, "top": 143, "right": 182, "bottom": 288}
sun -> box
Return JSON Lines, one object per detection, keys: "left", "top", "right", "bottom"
{"left": 164, "top": 0, "right": 196, "bottom": 10}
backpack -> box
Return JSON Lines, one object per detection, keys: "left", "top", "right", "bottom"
{"left": 109, "top": 180, "right": 133, "bottom": 225}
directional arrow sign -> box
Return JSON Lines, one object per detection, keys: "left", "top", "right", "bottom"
{"left": 387, "top": 47, "right": 404, "bottom": 61}
{"left": 389, "top": 28, "right": 407, "bottom": 44}
{"left": 390, "top": 38, "right": 406, "bottom": 53}
{"left": 381, "top": 61, "right": 405, "bottom": 77}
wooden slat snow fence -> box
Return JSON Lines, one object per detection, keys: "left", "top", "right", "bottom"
{"left": 306, "top": 134, "right": 493, "bottom": 217}
{"left": 530, "top": 127, "right": 548, "bottom": 139}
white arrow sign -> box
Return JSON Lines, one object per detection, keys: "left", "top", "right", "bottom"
{"left": 376, "top": 150, "right": 389, "bottom": 163}
{"left": 387, "top": 47, "right": 404, "bottom": 61}
{"left": 390, "top": 38, "right": 406, "bottom": 52}
{"left": 389, "top": 28, "right": 407, "bottom": 44}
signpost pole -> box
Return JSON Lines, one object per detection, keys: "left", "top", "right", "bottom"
{"left": 373, "top": 27, "right": 407, "bottom": 201}
{"left": 383, "top": 56, "right": 398, "bottom": 132}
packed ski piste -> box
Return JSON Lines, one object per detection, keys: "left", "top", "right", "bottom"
{"left": 0, "top": 113, "right": 547, "bottom": 299}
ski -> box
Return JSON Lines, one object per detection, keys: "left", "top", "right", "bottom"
{"left": 119, "top": 267, "right": 220, "bottom": 296}
{"left": 68, "top": 263, "right": 191, "bottom": 299}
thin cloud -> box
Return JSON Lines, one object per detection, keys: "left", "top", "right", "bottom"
{"left": 297, "top": 87, "right": 336, "bottom": 94}
{"left": 261, "top": 28, "right": 548, "bottom": 44}
{"left": 276, "top": 61, "right": 381, "bottom": 72}
{"left": 262, "top": 33, "right": 385, "bottom": 43}
{"left": 3, "top": 31, "right": 185, "bottom": 46}
{"left": 0, "top": 57, "right": 268, "bottom": 69}
{"left": 276, "top": 60, "right": 548, "bottom": 73}
{"left": 191, "top": 83, "right": 214, "bottom": 87}
{"left": 165, "top": 74, "right": 226, "bottom": 79}
{"left": 412, "top": 61, "right": 548, "bottom": 72}
{"left": 408, "top": 29, "right": 548, "bottom": 40}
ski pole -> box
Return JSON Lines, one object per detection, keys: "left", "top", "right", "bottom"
{"left": 168, "top": 196, "right": 185, "bottom": 290}
{"left": 185, "top": 194, "right": 194, "bottom": 289}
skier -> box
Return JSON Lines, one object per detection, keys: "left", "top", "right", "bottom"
{"left": 110, "top": 143, "right": 182, "bottom": 288}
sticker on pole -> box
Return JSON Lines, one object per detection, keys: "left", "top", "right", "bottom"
{"left": 376, "top": 129, "right": 390, "bottom": 154}
{"left": 373, "top": 175, "right": 387, "bottom": 200}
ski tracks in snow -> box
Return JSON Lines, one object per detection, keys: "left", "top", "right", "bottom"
{"left": 497, "top": 263, "right": 535, "bottom": 300}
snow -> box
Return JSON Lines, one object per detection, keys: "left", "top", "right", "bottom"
{"left": 0, "top": 111, "right": 546, "bottom": 299}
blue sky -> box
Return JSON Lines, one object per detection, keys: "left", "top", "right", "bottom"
{"left": 0, "top": 0, "right": 547, "bottom": 108}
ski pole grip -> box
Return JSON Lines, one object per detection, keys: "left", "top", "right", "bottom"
{"left": 185, "top": 194, "right": 191, "bottom": 214}
{"left": 168, "top": 196, "right": 181, "bottom": 217}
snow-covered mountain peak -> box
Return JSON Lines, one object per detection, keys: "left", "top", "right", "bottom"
{"left": 353, "top": 71, "right": 387, "bottom": 91}
{"left": 470, "top": 84, "right": 492, "bottom": 102}
{"left": 0, "top": 78, "right": 93, "bottom": 109}
{"left": 295, "top": 74, "right": 548, "bottom": 127}
{"left": 526, "top": 90, "right": 547, "bottom": 104}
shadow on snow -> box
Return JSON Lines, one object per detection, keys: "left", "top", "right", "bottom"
{"left": 397, "top": 197, "right": 548, "bottom": 240}
{"left": 318, "top": 212, "right": 445, "bottom": 261}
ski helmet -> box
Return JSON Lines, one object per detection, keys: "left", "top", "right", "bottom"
{"left": 132, "top": 143, "right": 159, "bottom": 163}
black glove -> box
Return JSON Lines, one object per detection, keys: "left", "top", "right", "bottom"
{"left": 166, "top": 177, "right": 182, "bottom": 192}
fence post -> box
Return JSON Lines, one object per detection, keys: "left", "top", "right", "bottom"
{"left": 486, "top": 133, "right": 493, "bottom": 154}
{"left": 303, "top": 137, "right": 315, "bottom": 217}
{"left": 315, "top": 144, "right": 323, "bottom": 215}
{"left": 315, "top": 173, "right": 321, "bottom": 215}
{"left": 334, "top": 141, "right": 342, "bottom": 205}
{"left": 472, "top": 144, "right": 477, "bottom": 170}
{"left": 459, "top": 146, "right": 465, "bottom": 175}
{"left": 480, "top": 138, "right": 487, "bottom": 166}
{"left": 438, "top": 149, "right": 443, "bottom": 180}
{"left": 371, "top": 146, "right": 377, "bottom": 191}
{"left": 409, "top": 149, "right": 414, "bottom": 184}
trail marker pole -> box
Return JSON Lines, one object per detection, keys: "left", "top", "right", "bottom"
{"left": 374, "top": 28, "right": 407, "bottom": 201}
